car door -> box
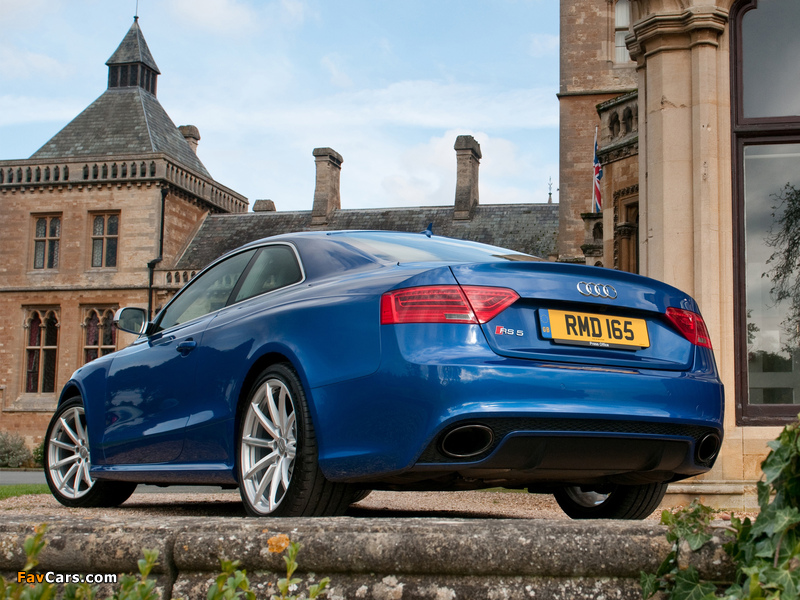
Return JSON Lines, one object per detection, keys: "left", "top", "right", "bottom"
{"left": 178, "top": 243, "right": 305, "bottom": 464}
{"left": 100, "top": 249, "right": 257, "bottom": 464}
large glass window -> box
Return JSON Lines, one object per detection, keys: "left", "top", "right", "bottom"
{"left": 25, "top": 309, "right": 59, "bottom": 394}
{"left": 743, "top": 145, "right": 800, "bottom": 408}
{"left": 733, "top": 0, "right": 800, "bottom": 423}
{"left": 740, "top": 0, "right": 800, "bottom": 119}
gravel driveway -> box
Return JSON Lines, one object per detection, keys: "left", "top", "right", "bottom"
{"left": 0, "top": 488, "right": 669, "bottom": 520}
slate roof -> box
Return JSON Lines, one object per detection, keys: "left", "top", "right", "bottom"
{"left": 105, "top": 19, "right": 160, "bottom": 72}
{"left": 175, "top": 204, "right": 559, "bottom": 270}
{"left": 30, "top": 86, "right": 210, "bottom": 177}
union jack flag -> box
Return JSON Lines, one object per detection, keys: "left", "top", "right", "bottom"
{"left": 592, "top": 127, "right": 603, "bottom": 213}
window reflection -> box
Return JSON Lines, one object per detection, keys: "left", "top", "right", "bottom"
{"left": 742, "top": 0, "right": 800, "bottom": 119}
{"left": 745, "top": 144, "right": 800, "bottom": 405}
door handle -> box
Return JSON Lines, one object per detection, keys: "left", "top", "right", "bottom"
{"left": 176, "top": 340, "right": 197, "bottom": 355}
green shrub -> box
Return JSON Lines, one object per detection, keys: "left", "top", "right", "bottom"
{"left": 32, "top": 439, "right": 45, "bottom": 468}
{"left": 642, "top": 415, "right": 800, "bottom": 599}
{"left": 1, "top": 526, "right": 329, "bottom": 600}
{"left": 0, "top": 430, "right": 33, "bottom": 468}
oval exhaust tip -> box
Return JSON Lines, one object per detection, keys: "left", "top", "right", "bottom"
{"left": 440, "top": 425, "right": 494, "bottom": 458}
{"left": 696, "top": 433, "right": 721, "bottom": 463}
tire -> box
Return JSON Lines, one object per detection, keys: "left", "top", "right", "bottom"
{"left": 553, "top": 482, "right": 668, "bottom": 519}
{"left": 350, "top": 489, "right": 372, "bottom": 504}
{"left": 44, "top": 397, "right": 137, "bottom": 508}
{"left": 238, "top": 363, "right": 353, "bottom": 517}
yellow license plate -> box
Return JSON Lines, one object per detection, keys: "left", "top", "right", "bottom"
{"left": 539, "top": 309, "right": 650, "bottom": 350}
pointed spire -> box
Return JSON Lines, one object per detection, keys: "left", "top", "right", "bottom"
{"left": 105, "top": 18, "right": 160, "bottom": 94}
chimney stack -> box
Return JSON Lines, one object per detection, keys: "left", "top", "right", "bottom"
{"left": 311, "top": 147, "right": 343, "bottom": 226}
{"left": 453, "top": 135, "right": 481, "bottom": 220}
{"left": 252, "top": 199, "right": 276, "bottom": 212}
{"left": 179, "top": 125, "right": 201, "bottom": 154}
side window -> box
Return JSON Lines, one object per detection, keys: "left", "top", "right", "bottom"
{"left": 156, "top": 250, "right": 256, "bottom": 331}
{"left": 233, "top": 245, "right": 303, "bottom": 303}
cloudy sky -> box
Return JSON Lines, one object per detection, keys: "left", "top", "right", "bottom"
{"left": 0, "top": 0, "right": 559, "bottom": 211}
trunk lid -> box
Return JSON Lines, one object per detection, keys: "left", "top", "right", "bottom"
{"left": 449, "top": 262, "right": 700, "bottom": 371}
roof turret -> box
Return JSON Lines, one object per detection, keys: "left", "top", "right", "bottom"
{"left": 105, "top": 17, "right": 160, "bottom": 94}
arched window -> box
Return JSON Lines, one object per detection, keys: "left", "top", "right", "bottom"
{"left": 732, "top": 0, "right": 800, "bottom": 423}
{"left": 592, "top": 222, "right": 603, "bottom": 243}
{"left": 83, "top": 308, "right": 117, "bottom": 364}
{"left": 609, "top": 112, "right": 621, "bottom": 138}
{"left": 623, "top": 107, "right": 634, "bottom": 134}
{"left": 25, "top": 309, "right": 59, "bottom": 394}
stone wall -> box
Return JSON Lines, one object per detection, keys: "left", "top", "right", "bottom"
{"left": 1, "top": 516, "right": 734, "bottom": 600}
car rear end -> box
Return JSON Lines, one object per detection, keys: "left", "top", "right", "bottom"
{"left": 329, "top": 259, "right": 724, "bottom": 490}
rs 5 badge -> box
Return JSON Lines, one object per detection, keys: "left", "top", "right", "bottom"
{"left": 495, "top": 326, "right": 524, "bottom": 336}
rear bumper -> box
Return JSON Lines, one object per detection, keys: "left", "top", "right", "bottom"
{"left": 310, "top": 323, "right": 724, "bottom": 486}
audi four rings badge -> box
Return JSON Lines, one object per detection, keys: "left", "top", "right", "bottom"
{"left": 577, "top": 281, "right": 618, "bottom": 299}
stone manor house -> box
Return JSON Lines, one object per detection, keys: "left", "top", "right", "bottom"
{"left": 0, "top": 19, "right": 557, "bottom": 449}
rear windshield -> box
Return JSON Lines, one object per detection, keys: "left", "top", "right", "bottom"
{"left": 331, "top": 231, "right": 542, "bottom": 264}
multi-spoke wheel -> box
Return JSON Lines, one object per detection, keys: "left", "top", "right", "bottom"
{"left": 554, "top": 482, "right": 668, "bottom": 519}
{"left": 238, "top": 364, "right": 354, "bottom": 517}
{"left": 44, "top": 397, "right": 136, "bottom": 508}
{"left": 240, "top": 374, "right": 298, "bottom": 514}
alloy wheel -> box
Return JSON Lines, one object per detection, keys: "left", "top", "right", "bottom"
{"left": 240, "top": 378, "right": 297, "bottom": 514}
{"left": 47, "top": 405, "right": 95, "bottom": 499}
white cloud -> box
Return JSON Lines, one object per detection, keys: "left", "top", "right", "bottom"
{"left": 278, "top": 0, "right": 314, "bottom": 27}
{"left": 529, "top": 33, "right": 559, "bottom": 58}
{"left": 0, "top": 95, "right": 84, "bottom": 127}
{"left": 191, "top": 80, "right": 557, "bottom": 137}
{"left": 166, "top": 0, "right": 260, "bottom": 35}
{"left": 0, "top": 45, "right": 67, "bottom": 80}
{"left": 321, "top": 55, "right": 353, "bottom": 88}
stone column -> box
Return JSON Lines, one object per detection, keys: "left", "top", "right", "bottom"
{"left": 310, "top": 147, "right": 343, "bottom": 227}
{"left": 629, "top": 3, "right": 739, "bottom": 470}
{"left": 453, "top": 135, "right": 481, "bottom": 220}
{"left": 628, "top": 4, "right": 728, "bottom": 326}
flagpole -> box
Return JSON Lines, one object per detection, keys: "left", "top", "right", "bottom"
{"left": 592, "top": 127, "right": 598, "bottom": 213}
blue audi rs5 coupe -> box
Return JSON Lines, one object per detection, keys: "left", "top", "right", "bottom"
{"left": 44, "top": 231, "right": 724, "bottom": 519}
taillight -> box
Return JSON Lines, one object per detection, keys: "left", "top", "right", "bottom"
{"left": 461, "top": 286, "right": 520, "bottom": 323}
{"left": 380, "top": 285, "right": 518, "bottom": 325}
{"left": 665, "top": 307, "right": 713, "bottom": 349}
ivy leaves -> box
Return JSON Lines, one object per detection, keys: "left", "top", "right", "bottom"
{"left": 642, "top": 417, "right": 800, "bottom": 600}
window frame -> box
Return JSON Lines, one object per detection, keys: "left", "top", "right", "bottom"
{"left": 152, "top": 243, "right": 305, "bottom": 334}
{"left": 89, "top": 212, "right": 120, "bottom": 269}
{"left": 731, "top": 0, "right": 800, "bottom": 425}
{"left": 82, "top": 307, "right": 118, "bottom": 365}
{"left": 23, "top": 308, "right": 60, "bottom": 395}
{"left": 613, "top": 0, "right": 634, "bottom": 64}
{"left": 31, "top": 214, "right": 61, "bottom": 271}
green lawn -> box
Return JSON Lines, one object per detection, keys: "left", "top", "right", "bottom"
{"left": 0, "top": 483, "right": 50, "bottom": 500}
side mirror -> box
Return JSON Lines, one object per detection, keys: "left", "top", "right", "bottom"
{"left": 114, "top": 307, "right": 149, "bottom": 335}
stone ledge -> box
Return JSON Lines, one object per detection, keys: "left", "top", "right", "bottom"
{"left": 1, "top": 516, "right": 735, "bottom": 600}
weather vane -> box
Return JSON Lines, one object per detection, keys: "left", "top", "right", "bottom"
{"left": 135, "top": 0, "right": 139, "bottom": 21}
